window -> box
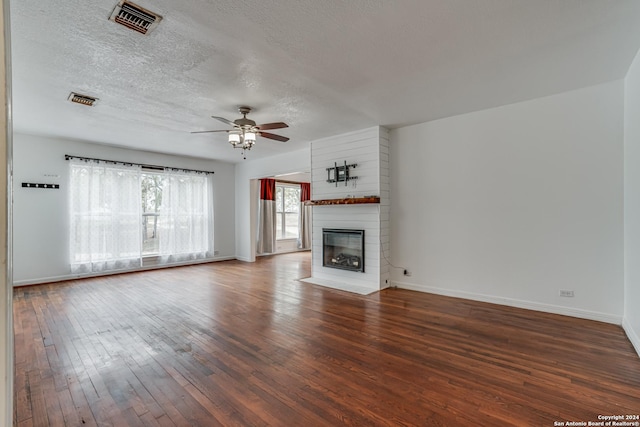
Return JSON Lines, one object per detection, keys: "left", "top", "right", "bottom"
{"left": 275, "top": 183, "right": 300, "bottom": 240}
{"left": 141, "top": 172, "right": 163, "bottom": 255}
{"left": 157, "top": 171, "right": 211, "bottom": 262}
{"left": 69, "top": 158, "right": 213, "bottom": 273}
{"left": 143, "top": 169, "right": 212, "bottom": 260}
{"left": 69, "top": 160, "right": 143, "bottom": 273}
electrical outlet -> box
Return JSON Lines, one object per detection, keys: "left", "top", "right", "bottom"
{"left": 403, "top": 269, "right": 412, "bottom": 277}
{"left": 559, "top": 290, "right": 574, "bottom": 297}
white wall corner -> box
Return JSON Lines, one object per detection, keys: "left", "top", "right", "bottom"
{"left": 623, "top": 44, "right": 640, "bottom": 360}
{"left": 622, "top": 317, "right": 640, "bottom": 359}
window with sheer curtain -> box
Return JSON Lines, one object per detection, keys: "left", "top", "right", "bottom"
{"left": 69, "top": 159, "right": 143, "bottom": 273}
{"left": 69, "top": 159, "right": 213, "bottom": 274}
{"left": 157, "top": 169, "right": 213, "bottom": 264}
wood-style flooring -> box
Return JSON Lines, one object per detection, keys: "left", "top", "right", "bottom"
{"left": 13, "top": 252, "right": 640, "bottom": 426}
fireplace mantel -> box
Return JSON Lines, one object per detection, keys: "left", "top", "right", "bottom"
{"left": 305, "top": 196, "right": 380, "bottom": 206}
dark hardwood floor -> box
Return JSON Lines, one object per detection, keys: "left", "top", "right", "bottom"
{"left": 13, "top": 252, "right": 640, "bottom": 426}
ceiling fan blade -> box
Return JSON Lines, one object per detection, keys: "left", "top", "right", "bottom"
{"left": 259, "top": 131, "right": 289, "bottom": 142}
{"left": 256, "top": 122, "right": 288, "bottom": 131}
{"left": 190, "top": 129, "right": 230, "bottom": 134}
{"left": 211, "top": 116, "right": 236, "bottom": 127}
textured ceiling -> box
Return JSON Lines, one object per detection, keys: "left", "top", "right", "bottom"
{"left": 10, "top": 0, "right": 640, "bottom": 163}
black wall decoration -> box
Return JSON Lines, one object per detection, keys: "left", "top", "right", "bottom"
{"left": 22, "top": 183, "right": 60, "bottom": 189}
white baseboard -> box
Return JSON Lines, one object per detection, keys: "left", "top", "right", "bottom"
{"left": 622, "top": 317, "right": 640, "bottom": 359}
{"left": 13, "top": 274, "right": 77, "bottom": 287}
{"left": 392, "top": 280, "right": 622, "bottom": 325}
{"left": 12, "top": 256, "right": 236, "bottom": 287}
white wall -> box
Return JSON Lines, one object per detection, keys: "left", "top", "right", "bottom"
{"left": 390, "top": 80, "right": 625, "bottom": 323}
{"left": 234, "top": 147, "right": 310, "bottom": 262}
{"left": 624, "top": 49, "right": 640, "bottom": 355}
{"left": 12, "top": 133, "right": 236, "bottom": 285}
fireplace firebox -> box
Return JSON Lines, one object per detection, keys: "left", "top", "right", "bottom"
{"left": 322, "top": 229, "right": 365, "bottom": 272}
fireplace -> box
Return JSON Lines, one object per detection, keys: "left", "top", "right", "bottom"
{"left": 322, "top": 229, "right": 365, "bottom": 272}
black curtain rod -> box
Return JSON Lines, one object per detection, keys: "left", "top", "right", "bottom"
{"left": 64, "top": 155, "right": 214, "bottom": 175}
{"left": 275, "top": 178, "right": 309, "bottom": 185}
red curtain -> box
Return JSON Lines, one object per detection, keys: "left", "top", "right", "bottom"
{"left": 300, "top": 182, "right": 311, "bottom": 202}
{"left": 298, "top": 182, "right": 312, "bottom": 249}
{"left": 259, "top": 178, "right": 276, "bottom": 201}
{"left": 257, "top": 178, "right": 276, "bottom": 254}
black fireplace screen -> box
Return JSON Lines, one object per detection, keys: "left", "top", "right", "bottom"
{"left": 322, "top": 229, "right": 365, "bottom": 272}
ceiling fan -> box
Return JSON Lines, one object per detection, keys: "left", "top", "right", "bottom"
{"left": 191, "top": 106, "right": 289, "bottom": 157}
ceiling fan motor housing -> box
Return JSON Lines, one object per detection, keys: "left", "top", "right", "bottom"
{"left": 235, "top": 106, "right": 256, "bottom": 128}
{"left": 234, "top": 118, "right": 256, "bottom": 128}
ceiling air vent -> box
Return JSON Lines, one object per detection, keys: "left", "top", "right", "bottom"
{"left": 68, "top": 92, "right": 98, "bottom": 107}
{"left": 109, "top": 1, "right": 162, "bottom": 35}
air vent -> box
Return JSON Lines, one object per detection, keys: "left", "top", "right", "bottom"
{"left": 68, "top": 93, "right": 98, "bottom": 107}
{"left": 109, "top": 1, "right": 162, "bottom": 35}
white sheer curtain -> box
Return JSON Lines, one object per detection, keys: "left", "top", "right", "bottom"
{"left": 157, "top": 169, "right": 213, "bottom": 264}
{"left": 69, "top": 159, "right": 142, "bottom": 273}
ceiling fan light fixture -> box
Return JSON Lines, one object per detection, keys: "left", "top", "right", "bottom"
{"left": 228, "top": 133, "right": 241, "bottom": 147}
{"left": 244, "top": 132, "right": 256, "bottom": 147}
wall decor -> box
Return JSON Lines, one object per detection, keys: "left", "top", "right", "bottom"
{"left": 22, "top": 183, "right": 59, "bottom": 189}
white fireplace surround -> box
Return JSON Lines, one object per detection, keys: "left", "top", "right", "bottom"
{"left": 302, "top": 126, "right": 390, "bottom": 295}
